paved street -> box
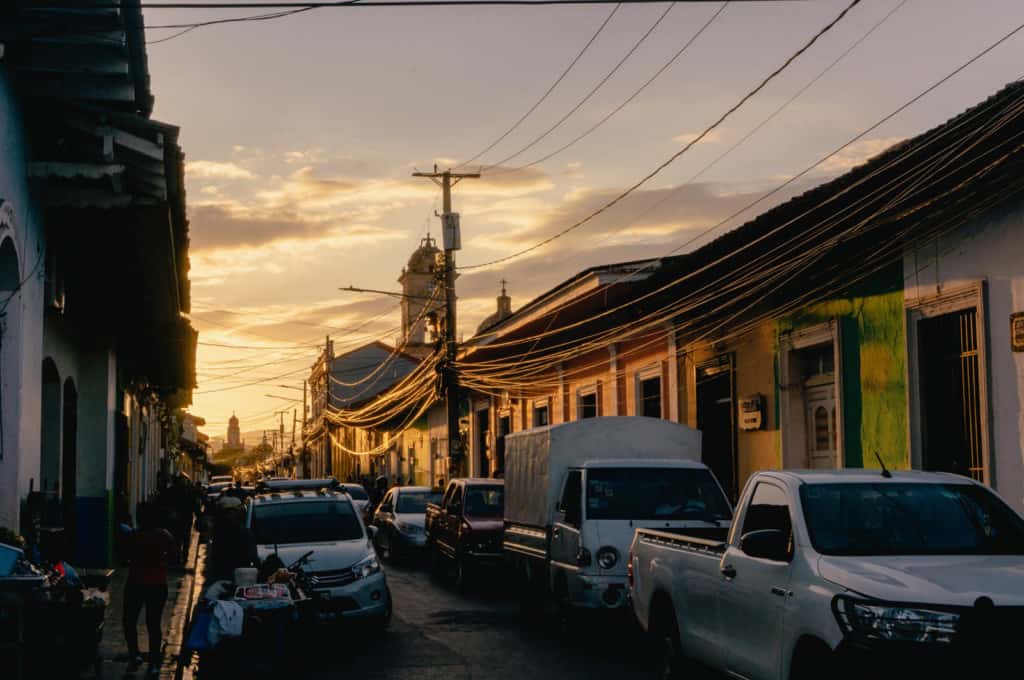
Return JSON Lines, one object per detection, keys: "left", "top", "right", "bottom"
{"left": 324, "top": 561, "right": 652, "bottom": 680}
{"left": 187, "top": 557, "right": 655, "bottom": 680}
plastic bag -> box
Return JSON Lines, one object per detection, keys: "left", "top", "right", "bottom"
{"left": 185, "top": 609, "right": 215, "bottom": 652}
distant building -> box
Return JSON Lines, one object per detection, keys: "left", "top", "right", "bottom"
{"left": 398, "top": 235, "right": 445, "bottom": 352}
{"left": 476, "top": 280, "right": 514, "bottom": 335}
{"left": 227, "top": 413, "right": 242, "bottom": 449}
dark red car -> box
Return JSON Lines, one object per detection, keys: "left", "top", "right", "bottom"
{"left": 424, "top": 478, "right": 504, "bottom": 586}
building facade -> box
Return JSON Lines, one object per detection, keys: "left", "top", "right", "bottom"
{"left": 0, "top": 5, "right": 197, "bottom": 564}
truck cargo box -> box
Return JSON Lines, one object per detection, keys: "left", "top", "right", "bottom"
{"left": 504, "top": 416, "right": 701, "bottom": 529}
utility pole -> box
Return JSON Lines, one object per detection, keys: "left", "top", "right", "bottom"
{"left": 412, "top": 165, "right": 479, "bottom": 472}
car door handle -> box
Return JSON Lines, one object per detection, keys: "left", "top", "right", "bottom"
{"left": 771, "top": 587, "right": 789, "bottom": 597}
{"left": 720, "top": 564, "right": 736, "bottom": 579}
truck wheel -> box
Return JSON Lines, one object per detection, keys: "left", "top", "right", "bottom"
{"left": 454, "top": 557, "right": 470, "bottom": 591}
{"left": 517, "top": 561, "right": 544, "bottom": 619}
{"left": 790, "top": 640, "right": 835, "bottom": 680}
{"left": 654, "top": 612, "right": 684, "bottom": 680}
{"left": 429, "top": 545, "right": 445, "bottom": 579}
{"left": 552, "top": 577, "right": 576, "bottom": 639}
{"left": 370, "top": 587, "right": 393, "bottom": 632}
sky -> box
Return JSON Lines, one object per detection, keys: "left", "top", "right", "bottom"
{"left": 140, "top": 0, "right": 1024, "bottom": 437}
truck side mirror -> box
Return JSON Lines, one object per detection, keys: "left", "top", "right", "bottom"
{"left": 739, "top": 529, "right": 790, "bottom": 562}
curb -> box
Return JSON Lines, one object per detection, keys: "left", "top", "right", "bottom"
{"left": 172, "top": 531, "right": 201, "bottom": 680}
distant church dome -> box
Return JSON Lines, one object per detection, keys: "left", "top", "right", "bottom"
{"left": 228, "top": 414, "right": 238, "bottom": 426}
{"left": 477, "top": 281, "right": 513, "bottom": 334}
{"left": 406, "top": 235, "right": 440, "bottom": 274}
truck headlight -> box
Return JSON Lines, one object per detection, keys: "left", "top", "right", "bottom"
{"left": 352, "top": 555, "right": 381, "bottom": 580}
{"left": 596, "top": 546, "right": 619, "bottom": 570}
{"left": 833, "top": 596, "right": 959, "bottom": 644}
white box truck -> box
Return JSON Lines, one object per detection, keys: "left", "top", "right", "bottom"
{"left": 503, "top": 416, "right": 732, "bottom": 615}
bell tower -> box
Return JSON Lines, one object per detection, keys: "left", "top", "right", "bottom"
{"left": 399, "top": 235, "right": 444, "bottom": 347}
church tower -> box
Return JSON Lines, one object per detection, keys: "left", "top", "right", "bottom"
{"left": 227, "top": 413, "right": 241, "bottom": 449}
{"left": 399, "top": 235, "right": 445, "bottom": 348}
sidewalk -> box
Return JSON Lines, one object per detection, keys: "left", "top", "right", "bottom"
{"left": 92, "top": 530, "right": 199, "bottom": 679}
{"left": 177, "top": 540, "right": 209, "bottom": 680}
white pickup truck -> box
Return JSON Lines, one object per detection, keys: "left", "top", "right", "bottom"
{"left": 629, "top": 469, "right": 1024, "bottom": 680}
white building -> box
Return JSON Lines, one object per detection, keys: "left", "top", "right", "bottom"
{"left": 904, "top": 203, "right": 1024, "bottom": 511}
{"left": 0, "top": 5, "right": 197, "bottom": 564}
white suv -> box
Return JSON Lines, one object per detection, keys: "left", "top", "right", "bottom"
{"left": 246, "top": 488, "right": 391, "bottom": 627}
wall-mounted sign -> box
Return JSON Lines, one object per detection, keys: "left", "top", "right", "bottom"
{"left": 1012, "top": 312, "right": 1024, "bottom": 352}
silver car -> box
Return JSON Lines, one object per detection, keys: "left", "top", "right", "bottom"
{"left": 246, "top": 489, "right": 391, "bottom": 627}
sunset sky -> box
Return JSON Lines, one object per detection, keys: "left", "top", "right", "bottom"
{"left": 142, "top": 0, "right": 1024, "bottom": 437}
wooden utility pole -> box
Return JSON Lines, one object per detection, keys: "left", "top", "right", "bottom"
{"left": 412, "top": 165, "right": 479, "bottom": 471}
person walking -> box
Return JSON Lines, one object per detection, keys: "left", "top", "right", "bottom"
{"left": 123, "top": 502, "right": 176, "bottom": 676}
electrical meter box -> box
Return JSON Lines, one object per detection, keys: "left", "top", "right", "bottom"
{"left": 442, "top": 212, "right": 461, "bottom": 251}
{"left": 738, "top": 394, "right": 765, "bottom": 431}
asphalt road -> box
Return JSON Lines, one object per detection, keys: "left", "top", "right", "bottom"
{"left": 293, "top": 558, "right": 656, "bottom": 680}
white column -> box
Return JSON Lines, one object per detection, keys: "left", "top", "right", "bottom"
{"left": 608, "top": 344, "right": 619, "bottom": 416}
{"left": 666, "top": 324, "right": 680, "bottom": 423}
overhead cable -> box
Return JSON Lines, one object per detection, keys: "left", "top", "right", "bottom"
{"left": 480, "top": 2, "right": 677, "bottom": 172}
{"left": 459, "top": 0, "right": 864, "bottom": 269}
{"left": 489, "top": 0, "right": 728, "bottom": 175}
{"left": 454, "top": 3, "right": 621, "bottom": 170}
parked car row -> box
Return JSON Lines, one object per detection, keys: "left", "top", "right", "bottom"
{"left": 389, "top": 417, "right": 1024, "bottom": 680}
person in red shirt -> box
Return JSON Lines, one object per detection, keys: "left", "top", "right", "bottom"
{"left": 124, "top": 502, "right": 176, "bottom": 675}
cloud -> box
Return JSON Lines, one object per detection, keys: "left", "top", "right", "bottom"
{"left": 188, "top": 199, "right": 406, "bottom": 255}
{"left": 284, "top": 148, "right": 326, "bottom": 165}
{"left": 191, "top": 297, "right": 402, "bottom": 349}
{"left": 819, "top": 137, "right": 905, "bottom": 174}
{"left": 187, "top": 160, "right": 256, "bottom": 180}
{"left": 673, "top": 129, "right": 725, "bottom": 146}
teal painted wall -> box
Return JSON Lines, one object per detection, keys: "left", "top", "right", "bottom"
{"left": 778, "top": 262, "right": 907, "bottom": 471}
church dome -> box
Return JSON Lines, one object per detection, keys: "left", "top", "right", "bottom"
{"left": 228, "top": 414, "right": 238, "bottom": 426}
{"left": 406, "top": 235, "right": 440, "bottom": 274}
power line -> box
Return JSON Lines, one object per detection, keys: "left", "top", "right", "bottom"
{"left": 459, "top": 0, "right": 863, "bottom": 269}
{"left": 480, "top": 2, "right": 677, "bottom": 171}
{"left": 531, "top": 0, "right": 907, "bottom": 254}
{"left": 33, "top": 1, "right": 800, "bottom": 8}
{"left": 454, "top": 16, "right": 1024, "bottom": 360}
{"left": 490, "top": 1, "right": 727, "bottom": 174}
{"left": 454, "top": 3, "right": 620, "bottom": 169}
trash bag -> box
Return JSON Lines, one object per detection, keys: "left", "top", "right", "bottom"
{"left": 185, "top": 608, "right": 215, "bottom": 652}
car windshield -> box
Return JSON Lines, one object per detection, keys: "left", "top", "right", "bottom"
{"left": 395, "top": 491, "right": 439, "bottom": 514}
{"left": 342, "top": 485, "right": 369, "bottom": 500}
{"left": 586, "top": 468, "right": 732, "bottom": 521}
{"left": 800, "top": 483, "right": 1024, "bottom": 556}
{"left": 251, "top": 501, "right": 363, "bottom": 545}
{"left": 464, "top": 486, "right": 504, "bottom": 517}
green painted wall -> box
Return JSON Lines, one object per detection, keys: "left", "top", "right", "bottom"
{"left": 778, "top": 261, "right": 907, "bottom": 471}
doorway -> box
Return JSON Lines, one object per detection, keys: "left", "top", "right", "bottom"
{"left": 496, "top": 415, "right": 510, "bottom": 476}
{"left": 799, "top": 344, "right": 838, "bottom": 469}
{"left": 476, "top": 409, "right": 490, "bottom": 478}
{"left": 918, "top": 308, "right": 984, "bottom": 481}
{"left": 61, "top": 377, "right": 78, "bottom": 560}
{"left": 696, "top": 355, "right": 737, "bottom": 500}
{"left": 40, "top": 359, "right": 62, "bottom": 494}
